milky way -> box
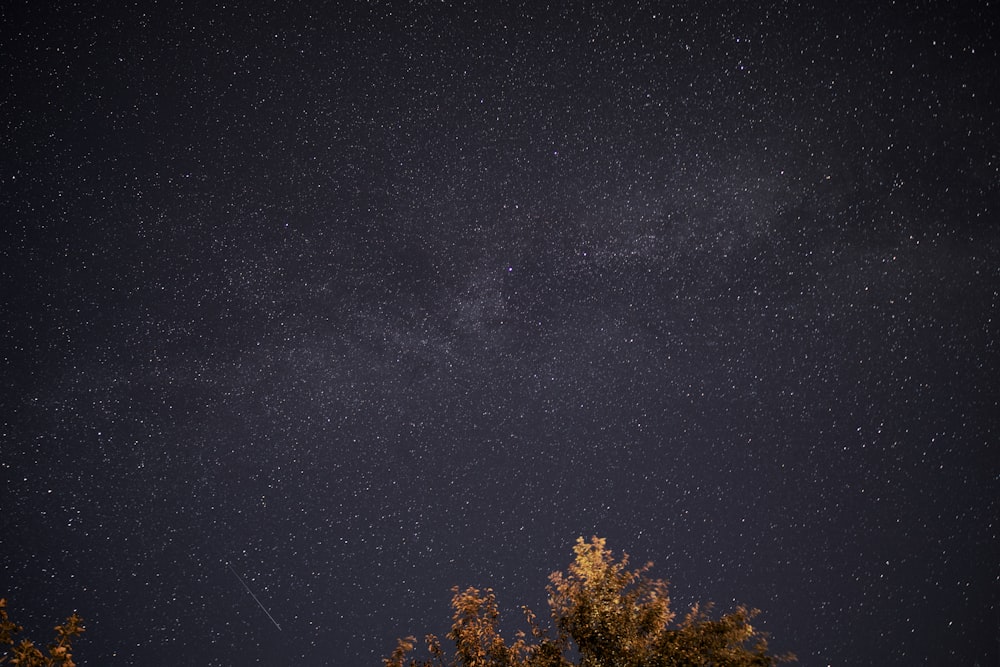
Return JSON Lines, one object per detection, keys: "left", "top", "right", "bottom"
{"left": 2, "top": 2, "right": 998, "bottom": 665}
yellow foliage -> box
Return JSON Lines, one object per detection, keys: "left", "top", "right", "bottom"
{"left": 0, "top": 600, "right": 84, "bottom": 667}
{"left": 384, "top": 537, "right": 794, "bottom": 667}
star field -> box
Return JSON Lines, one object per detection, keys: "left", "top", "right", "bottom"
{"left": 2, "top": 2, "right": 998, "bottom": 665}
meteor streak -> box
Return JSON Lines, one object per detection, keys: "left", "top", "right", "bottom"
{"left": 227, "top": 563, "right": 282, "bottom": 631}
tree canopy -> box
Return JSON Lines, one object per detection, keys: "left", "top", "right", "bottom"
{"left": 384, "top": 537, "right": 794, "bottom": 667}
{"left": 0, "top": 598, "right": 84, "bottom": 667}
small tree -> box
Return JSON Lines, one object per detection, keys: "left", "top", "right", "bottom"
{"left": 0, "top": 599, "right": 85, "bottom": 667}
{"left": 384, "top": 537, "right": 794, "bottom": 667}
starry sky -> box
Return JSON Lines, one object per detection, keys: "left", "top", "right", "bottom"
{"left": 2, "top": 1, "right": 998, "bottom": 665}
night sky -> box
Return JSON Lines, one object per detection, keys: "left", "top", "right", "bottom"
{"left": 2, "top": 2, "right": 998, "bottom": 665}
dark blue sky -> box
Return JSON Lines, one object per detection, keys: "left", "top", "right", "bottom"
{"left": 2, "top": 1, "right": 997, "bottom": 665}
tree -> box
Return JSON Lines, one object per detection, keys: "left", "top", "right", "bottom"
{"left": 384, "top": 537, "right": 794, "bottom": 667}
{"left": 0, "top": 599, "right": 84, "bottom": 667}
